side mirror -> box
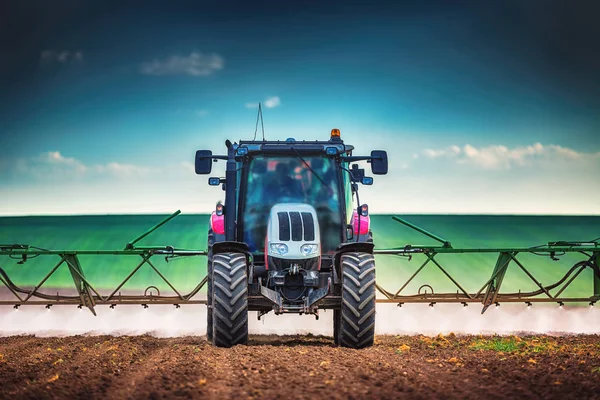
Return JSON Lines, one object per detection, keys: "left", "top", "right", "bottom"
{"left": 208, "top": 177, "right": 221, "bottom": 186}
{"left": 370, "top": 150, "right": 388, "bottom": 175}
{"left": 195, "top": 150, "right": 213, "bottom": 174}
{"left": 361, "top": 177, "right": 373, "bottom": 185}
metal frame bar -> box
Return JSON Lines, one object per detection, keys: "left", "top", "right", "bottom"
{"left": 105, "top": 254, "right": 152, "bottom": 302}
{"left": 125, "top": 210, "right": 181, "bottom": 250}
{"left": 0, "top": 251, "right": 209, "bottom": 312}
{"left": 553, "top": 263, "right": 587, "bottom": 298}
{"left": 509, "top": 253, "right": 554, "bottom": 299}
{"left": 0, "top": 274, "right": 23, "bottom": 301}
{"left": 64, "top": 254, "right": 97, "bottom": 315}
{"left": 23, "top": 256, "right": 67, "bottom": 302}
{"left": 0, "top": 244, "right": 597, "bottom": 314}
{"left": 0, "top": 206, "right": 597, "bottom": 315}
{"left": 391, "top": 253, "right": 435, "bottom": 297}
{"left": 480, "top": 252, "right": 514, "bottom": 312}
{"left": 372, "top": 246, "right": 598, "bottom": 313}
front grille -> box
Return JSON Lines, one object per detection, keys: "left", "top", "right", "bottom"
{"left": 301, "top": 212, "right": 315, "bottom": 241}
{"left": 277, "top": 212, "right": 290, "bottom": 241}
{"left": 276, "top": 210, "right": 316, "bottom": 242}
{"left": 289, "top": 212, "right": 302, "bottom": 241}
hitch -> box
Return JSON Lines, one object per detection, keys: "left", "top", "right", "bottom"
{"left": 304, "top": 277, "right": 331, "bottom": 313}
{"left": 258, "top": 278, "right": 283, "bottom": 312}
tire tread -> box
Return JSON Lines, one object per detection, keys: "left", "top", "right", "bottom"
{"left": 338, "top": 252, "right": 376, "bottom": 349}
{"left": 211, "top": 252, "right": 249, "bottom": 347}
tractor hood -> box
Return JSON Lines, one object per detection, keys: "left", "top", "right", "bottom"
{"left": 266, "top": 203, "right": 321, "bottom": 259}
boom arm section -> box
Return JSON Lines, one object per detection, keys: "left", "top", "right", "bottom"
{"left": 0, "top": 215, "right": 598, "bottom": 315}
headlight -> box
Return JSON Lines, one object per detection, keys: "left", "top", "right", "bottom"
{"left": 300, "top": 244, "right": 319, "bottom": 256}
{"left": 269, "top": 243, "right": 288, "bottom": 255}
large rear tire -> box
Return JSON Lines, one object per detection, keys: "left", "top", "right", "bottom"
{"left": 211, "top": 252, "right": 249, "bottom": 347}
{"left": 206, "top": 229, "right": 215, "bottom": 342}
{"left": 338, "top": 252, "right": 376, "bottom": 349}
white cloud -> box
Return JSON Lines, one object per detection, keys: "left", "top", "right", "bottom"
{"left": 3, "top": 142, "right": 599, "bottom": 215}
{"left": 40, "top": 50, "right": 84, "bottom": 64}
{"left": 421, "top": 143, "right": 599, "bottom": 170}
{"left": 264, "top": 96, "right": 281, "bottom": 108}
{"left": 245, "top": 96, "right": 281, "bottom": 109}
{"left": 94, "top": 162, "right": 157, "bottom": 177}
{"left": 43, "top": 151, "right": 88, "bottom": 172}
{"left": 10, "top": 151, "right": 164, "bottom": 181}
{"left": 141, "top": 52, "right": 224, "bottom": 76}
{"left": 1, "top": 153, "right": 207, "bottom": 215}
{"left": 12, "top": 151, "right": 88, "bottom": 179}
{"left": 423, "top": 145, "right": 460, "bottom": 159}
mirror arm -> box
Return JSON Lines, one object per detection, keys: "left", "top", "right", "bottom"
{"left": 341, "top": 156, "right": 375, "bottom": 162}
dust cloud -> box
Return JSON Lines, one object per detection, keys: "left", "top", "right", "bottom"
{"left": 1, "top": 303, "right": 599, "bottom": 338}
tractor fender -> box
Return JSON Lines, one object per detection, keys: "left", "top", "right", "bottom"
{"left": 333, "top": 242, "right": 375, "bottom": 269}
{"left": 212, "top": 241, "right": 252, "bottom": 263}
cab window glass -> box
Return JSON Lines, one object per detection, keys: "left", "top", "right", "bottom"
{"left": 242, "top": 156, "right": 342, "bottom": 253}
{"left": 342, "top": 162, "right": 354, "bottom": 225}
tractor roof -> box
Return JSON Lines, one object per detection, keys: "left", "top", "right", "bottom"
{"left": 236, "top": 137, "right": 354, "bottom": 157}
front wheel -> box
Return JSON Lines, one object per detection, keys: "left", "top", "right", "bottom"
{"left": 211, "top": 252, "right": 249, "bottom": 347}
{"left": 337, "top": 252, "right": 376, "bottom": 349}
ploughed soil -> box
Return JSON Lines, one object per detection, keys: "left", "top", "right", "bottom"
{"left": 1, "top": 334, "right": 599, "bottom": 399}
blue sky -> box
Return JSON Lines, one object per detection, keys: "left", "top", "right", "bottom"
{"left": 1, "top": 0, "right": 599, "bottom": 215}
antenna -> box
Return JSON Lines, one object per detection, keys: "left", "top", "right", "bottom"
{"left": 253, "top": 103, "right": 265, "bottom": 141}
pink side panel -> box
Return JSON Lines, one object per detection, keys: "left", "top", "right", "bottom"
{"left": 211, "top": 212, "right": 225, "bottom": 235}
{"left": 352, "top": 210, "right": 370, "bottom": 235}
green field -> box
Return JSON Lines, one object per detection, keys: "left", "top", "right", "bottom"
{"left": 0, "top": 214, "right": 598, "bottom": 299}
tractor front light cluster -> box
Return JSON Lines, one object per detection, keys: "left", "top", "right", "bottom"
{"left": 269, "top": 243, "right": 289, "bottom": 256}
{"left": 300, "top": 244, "right": 319, "bottom": 256}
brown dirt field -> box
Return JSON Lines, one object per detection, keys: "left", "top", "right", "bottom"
{"left": 1, "top": 334, "right": 599, "bottom": 399}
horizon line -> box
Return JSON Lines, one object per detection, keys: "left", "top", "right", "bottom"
{"left": 1, "top": 212, "right": 599, "bottom": 218}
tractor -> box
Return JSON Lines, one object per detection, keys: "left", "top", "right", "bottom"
{"left": 195, "top": 129, "right": 388, "bottom": 348}
{"left": 1, "top": 130, "right": 597, "bottom": 344}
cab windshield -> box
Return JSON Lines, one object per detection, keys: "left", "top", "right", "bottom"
{"left": 242, "top": 156, "right": 342, "bottom": 253}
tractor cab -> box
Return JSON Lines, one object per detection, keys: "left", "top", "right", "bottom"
{"left": 240, "top": 154, "right": 343, "bottom": 254}
{"left": 195, "top": 129, "right": 388, "bottom": 348}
